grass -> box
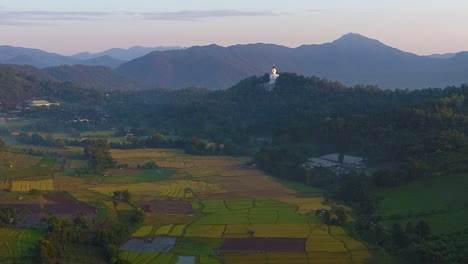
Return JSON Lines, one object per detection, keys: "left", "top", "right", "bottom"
{"left": 280, "top": 180, "right": 325, "bottom": 198}
{"left": 88, "top": 168, "right": 174, "bottom": 184}
{"left": 0, "top": 156, "right": 58, "bottom": 180}
{"left": 376, "top": 173, "right": 468, "bottom": 234}
{"left": 79, "top": 130, "right": 115, "bottom": 138}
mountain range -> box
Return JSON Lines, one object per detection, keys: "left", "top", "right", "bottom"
{"left": 2, "top": 33, "right": 468, "bottom": 90}
{"left": 71, "top": 46, "right": 184, "bottom": 61}
{"left": 0, "top": 45, "right": 183, "bottom": 69}
{"left": 117, "top": 33, "right": 468, "bottom": 90}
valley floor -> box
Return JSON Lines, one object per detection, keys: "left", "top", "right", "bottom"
{"left": 0, "top": 148, "right": 378, "bottom": 264}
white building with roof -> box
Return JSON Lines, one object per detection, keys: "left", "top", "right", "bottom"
{"left": 306, "top": 153, "right": 367, "bottom": 174}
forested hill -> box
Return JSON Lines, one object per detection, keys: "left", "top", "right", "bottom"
{"left": 105, "top": 73, "right": 467, "bottom": 150}
{"left": 0, "top": 63, "right": 147, "bottom": 92}
{"left": 0, "top": 64, "right": 104, "bottom": 108}
{"left": 44, "top": 65, "right": 146, "bottom": 91}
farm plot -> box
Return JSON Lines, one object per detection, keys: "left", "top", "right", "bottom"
{"left": 221, "top": 238, "right": 307, "bottom": 251}
{"left": 120, "top": 251, "right": 176, "bottom": 264}
{"left": 220, "top": 252, "right": 310, "bottom": 264}
{"left": 143, "top": 213, "right": 195, "bottom": 226}
{"left": 137, "top": 199, "right": 194, "bottom": 215}
{"left": 44, "top": 192, "right": 95, "bottom": 210}
{"left": 90, "top": 180, "right": 226, "bottom": 199}
{"left": 132, "top": 226, "right": 155, "bottom": 238}
{"left": 120, "top": 236, "right": 177, "bottom": 253}
{"left": 64, "top": 159, "right": 87, "bottom": 169}
{"left": 110, "top": 149, "right": 295, "bottom": 199}
{"left": 11, "top": 179, "right": 54, "bottom": 192}
{"left": 276, "top": 197, "right": 331, "bottom": 215}
{"left": 0, "top": 228, "right": 43, "bottom": 262}
{"left": 100, "top": 148, "right": 373, "bottom": 263}
{"left": 90, "top": 168, "right": 174, "bottom": 184}
{"left": 184, "top": 225, "right": 225, "bottom": 238}
{"left": 111, "top": 148, "right": 189, "bottom": 169}
{"left": 377, "top": 173, "right": 468, "bottom": 234}
{"left": 0, "top": 156, "right": 58, "bottom": 180}
{"left": 0, "top": 191, "right": 44, "bottom": 204}
{"left": 193, "top": 199, "right": 308, "bottom": 225}
{"left": 0, "top": 152, "right": 41, "bottom": 170}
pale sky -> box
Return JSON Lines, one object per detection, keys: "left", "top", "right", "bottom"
{"left": 1, "top": 0, "right": 467, "bottom": 55}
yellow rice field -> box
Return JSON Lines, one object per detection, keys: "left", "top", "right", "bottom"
{"left": 90, "top": 179, "right": 226, "bottom": 199}
{"left": 132, "top": 226, "right": 154, "bottom": 238}
{"left": 276, "top": 197, "right": 331, "bottom": 214}
{"left": 11, "top": 179, "right": 54, "bottom": 192}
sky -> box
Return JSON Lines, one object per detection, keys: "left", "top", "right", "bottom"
{"left": 0, "top": 0, "right": 467, "bottom": 55}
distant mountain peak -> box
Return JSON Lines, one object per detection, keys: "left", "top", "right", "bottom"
{"left": 332, "top": 33, "right": 383, "bottom": 47}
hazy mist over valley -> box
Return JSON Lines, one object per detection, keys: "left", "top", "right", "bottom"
{"left": 0, "top": 1, "right": 467, "bottom": 264}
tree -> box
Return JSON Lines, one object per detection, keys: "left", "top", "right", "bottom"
{"left": 84, "top": 139, "right": 116, "bottom": 171}
{"left": 73, "top": 212, "right": 88, "bottom": 229}
{"left": 334, "top": 207, "right": 348, "bottom": 225}
{"left": 392, "top": 223, "right": 408, "bottom": 246}
{"left": 113, "top": 190, "right": 132, "bottom": 203}
{"left": 405, "top": 222, "right": 414, "bottom": 234}
{"left": 0, "top": 207, "right": 17, "bottom": 226}
{"left": 38, "top": 239, "right": 59, "bottom": 264}
{"left": 375, "top": 225, "right": 386, "bottom": 245}
{"left": 414, "top": 220, "right": 431, "bottom": 239}
{"left": 131, "top": 208, "right": 144, "bottom": 224}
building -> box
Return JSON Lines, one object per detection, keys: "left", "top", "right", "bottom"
{"left": 306, "top": 153, "right": 367, "bottom": 174}
{"left": 26, "top": 100, "right": 60, "bottom": 108}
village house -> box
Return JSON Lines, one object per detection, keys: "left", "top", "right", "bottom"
{"left": 26, "top": 100, "right": 60, "bottom": 108}
{"left": 306, "top": 153, "right": 368, "bottom": 174}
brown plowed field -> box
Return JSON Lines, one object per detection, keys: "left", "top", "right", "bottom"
{"left": 137, "top": 199, "right": 194, "bottom": 215}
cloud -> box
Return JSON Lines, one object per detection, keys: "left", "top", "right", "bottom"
{"left": 0, "top": 8, "right": 285, "bottom": 25}
{"left": 135, "top": 9, "right": 283, "bottom": 21}
{"left": 306, "top": 9, "right": 329, "bottom": 13}
{"left": 0, "top": 10, "right": 110, "bottom": 25}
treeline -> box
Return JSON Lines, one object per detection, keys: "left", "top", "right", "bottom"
{"left": 38, "top": 210, "right": 143, "bottom": 264}
{"left": 17, "top": 133, "right": 66, "bottom": 148}
{"left": 255, "top": 92, "right": 468, "bottom": 188}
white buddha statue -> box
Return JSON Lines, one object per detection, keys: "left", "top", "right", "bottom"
{"left": 269, "top": 65, "right": 280, "bottom": 85}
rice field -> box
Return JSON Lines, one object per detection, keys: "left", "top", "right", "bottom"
{"left": 0, "top": 152, "right": 41, "bottom": 170}
{"left": 132, "top": 226, "right": 155, "bottom": 238}
{"left": 50, "top": 148, "right": 374, "bottom": 263}
{"left": 193, "top": 199, "right": 309, "bottom": 225}
{"left": 90, "top": 179, "right": 226, "bottom": 199}
{"left": 0, "top": 155, "right": 58, "bottom": 180}
{"left": 11, "top": 179, "right": 54, "bottom": 192}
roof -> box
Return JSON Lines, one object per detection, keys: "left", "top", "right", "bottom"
{"left": 28, "top": 100, "right": 51, "bottom": 105}
{"left": 307, "top": 153, "right": 365, "bottom": 168}
{"left": 319, "top": 153, "right": 363, "bottom": 164}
